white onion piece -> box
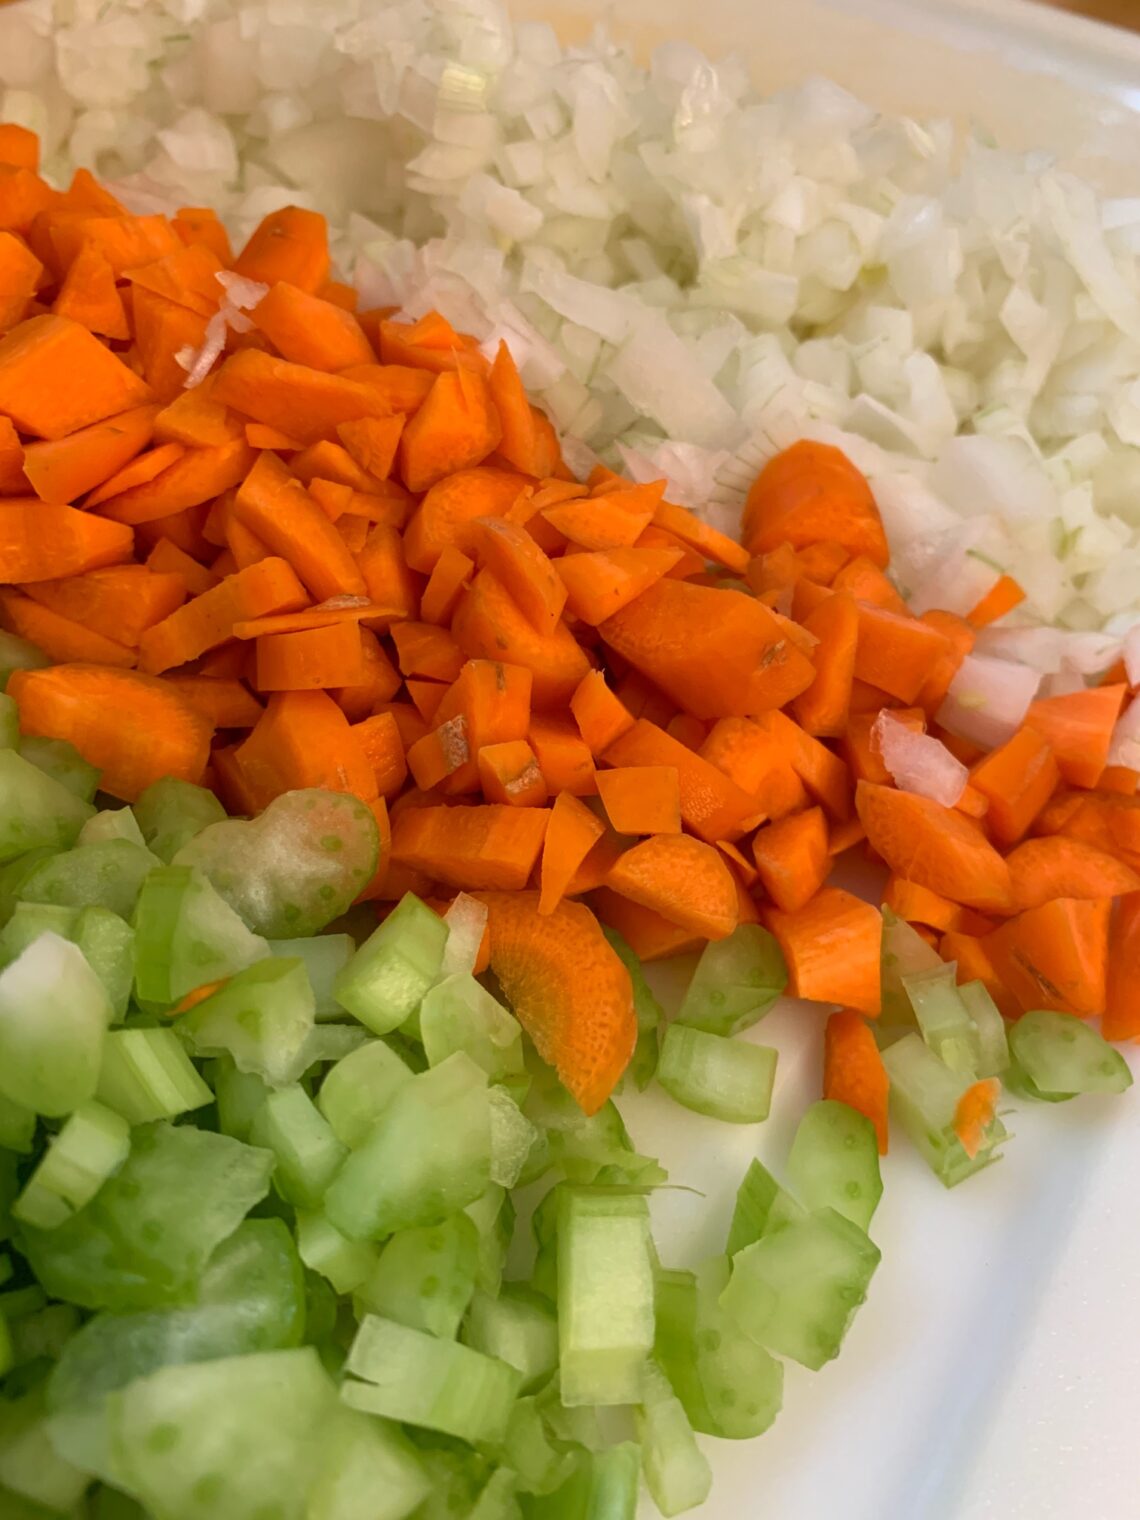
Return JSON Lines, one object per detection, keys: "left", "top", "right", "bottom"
{"left": 1108, "top": 697, "right": 1140, "bottom": 770}
{"left": 872, "top": 712, "right": 968, "bottom": 808}
{"left": 937, "top": 654, "right": 1040, "bottom": 750}
{"left": 441, "top": 893, "right": 489, "bottom": 979}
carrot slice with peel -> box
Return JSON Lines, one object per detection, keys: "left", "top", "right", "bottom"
{"left": 824, "top": 1009, "right": 889, "bottom": 1154}
{"left": 1005, "top": 837, "right": 1140, "bottom": 911}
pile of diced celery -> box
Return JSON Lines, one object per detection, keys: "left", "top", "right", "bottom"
{"left": 0, "top": 629, "right": 1131, "bottom": 1520}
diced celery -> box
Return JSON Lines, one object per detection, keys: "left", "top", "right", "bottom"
{"left": 212, "top": 1057, "right": 270, "bottom": 1141}
{"left": 465, "top": 1184, "right": 514, "bottom": 1299}
{"left": 0, "top": 1384, "right": 90, "bottom": 1513}
{"left": 786, "top": 1100, "right": 882, "bottom": 1232}
{"left": 0, "top": 900, "right": 76, "bottom": 963}
{"left": 502, "top": 1397, "right": 576, "bottom": 1497}
{"left": 525, "top": 1073, "right": 665, "bottom": 1188}
{"left": 412, "top": 1446, "right": 490, "bottom": 1520}
{"left": 0, "top": 693, "right": 17, "bottom": 748}
{"left": 465, "top": 1285, "right": 559, "bottom": 1390}
{"left": 269, "top": 933, "right": 355, "bottom": 1019}
{"left": 904, "top": 962, "right": 981, "bottom": 1075}
{"left": 112, "top": 1347, "right": 335, "bottom": 1520}
{"left": 307, "top": 1405, "right": 431, "bottom": 1520}
{"left": 0, "top": 1285, "right": 45, "bottom": 1320}
{"left": 725, "top": 1158, "right": 805, "bottom": 1256}
{"left": 0, "top": 932, "right": 110, "bottom": 1117}
{"left": 9, "top": 1302, "right": 78, "bottom": 1369}
{"left": 721, "top": 1206, "right": 881, "bottom": 1370}
{"left": 316, "top": 1040, "right": 412, "bottom": 1149}
{"left": 79, "top": 807, "right": 147, "bottom": 849}
{"left": 603, "top": 927, "right": 664, "bottom": 1090}
{"left": 656, "top": 1025, "right": 777, "bottom": 1123}
{"left": 333, "top": 892, "right": 448, "bottom": 1035}
{"left": 0, "top": 748, "right": 94, "bottom": 862}
{"left": 74, "top": 907, "right": 136, "bottom": 1023}
{"left": 959, "top": 980, "right": 1010, "bottom": 1078}
{"left": 530, "top": 1443, "right": 640, "bottom": 1520}
{"left": 355, "top": 1214, "right": 479, "bottom": 1338}
{"left": 1008, "top": 1010, "right": 1133, "bottom": 1100}
{"left": 176, "top": 956, "right": 315, "bottom": 1086}
{"left": 880, "top": 908, "right": 941, "bottom": 1024}
{"left": 0, "top": 630, "right": 49, "bottom": 690}
{"left": 12, "top": 1101, "right": 129, "bottom": 1231}
{"left": 468, "top": 1468, "right": 520, "bottom": 1520}
{"left": 132, "top": 864, "right": 269, "bottom": 1009}
{"left": 490, "top": 1086, "right": 539, "bottom": 1188}
{"left": 20, "top": 1121, "right": 274, "bottom": 1311}
{"left": 297, "top": 1212, "right": 379, "bottom": 1296}
{"left": 134, "top": 777, "right": 227, "bottom": 864}
{"left": 174, "top": 788, "right": 379, "bottom": 937}
{"left": 534, "top": 1375, "right": 606, "bottom": 1452}
{"left": 96, "top": 1028, "right": 213, "bottom": 1124}
{"left": 344, "top": 1315, "right": 522, "bottom": 1444}
{"left": 558, "top": 1188, "right": 655, "bottom": 1407}
{"left": 284, "top": 1023, "right": 370, "bottom": 1082}
{"left": 249, "top": 1084, "right": 347, "bottom": 1210}
{"left": 635, "top": 1359, "right": 712, "bottom": 1518}
{"left": 420, "top": 973, "right": 525, "bottom": 1081}
{"left": 325, "top": 1054, "right": 491, "bottom": 1242}
{"left": 676, "top": 924, "right": 787, "bottom": 1037}
{"left": 0, "top": 1315, "right": 11, "bottom": 1379}
{"left": 19, "top": 736, "right": 100, "bottom": 802}
{"left": 883, "top": 1032, "right": 1008, "bottom": 1186}
{"left": 0, "top": 850, "right": 53, "bottom": 927}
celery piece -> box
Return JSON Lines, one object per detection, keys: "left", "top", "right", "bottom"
{"left": 15, "top": 838, "right": 155, "bottom": 921}
{"left": 0, "top": 630, "right": 49, "bottom": 690}
{"left": 176, "top": 956, "right": 315, "bottom": 1086}
{"left": 0, "top": 1098, "right": 34, "bottom": 1156}
{"left": 721, "top": 1207, "right": 881, "bottom": 1369}
{"left": 883, "top": 1032, "right": 1008, "bottom": 1186}
{"left": 0, "top": 1155, "right": 18, "bottom": 1242}
{"left": 465, "top": 1183, "right": 514, "bottom": 1299}
{"left": 502, "top": 1397, "right": 576, "bottom": 1497}
{"left": 212, "top": 1057, "right": 270, "bottom": 1141}
{"left": 96, "top": 1028, "right": 213, "bottom": 1124}
{"left": 307, "top": 1406, "right": 430, "bottom": 1520}
{"left": 316, "top": 1040, "right": 413, "bottom": 1149}
{"left": 297, "top": 1212, "right": 379, "bottom": 1296}
{"left": 676, "top": 924, "right": 787, "bottom": 1037}
{"left": 355, "top": 1213, "right": 479, "bottom": 1339}
{"left": 904, "top": 962, "right": 981, "bottom": 1075}
{"left": 420, "top": 972, "right": 525, "bottom": 1080}
{"left": 959, "top": 980, "right": 1010, "bottom": 1079}
{"left": 75, "top": 907, "right": 135, "bottom": 1023}
{"left": 530, "top": 1182, "right": 563, "bottom": 1303}
{"left": 558, "top": 1188, "right": 655, "bottom": 1407}
{"left": 12, "top": 1101, "right": 129, "bottom": 1231}
{"left": 0, "top": 1315, "right": 11, "bottom": 1380}
{"left": 880, "top": 908, "right": 941, "bottom": 1025}
{"left": 325, "top": 1053, "right": 491, "bottom": 1242}
{"left": 19, "top": 736, "right": 100, "bottom": 802}
{"left": 0, "top": 850, "right": 54, "bottom": 928}
{"left": 133, "top": 777, "right": 226, "bottom": 864}
{"left": 0, "top": 748, "right": 95, "bottom": 863}
{"left": 602, "top": 927, "right": 664, "bottom": 1089}
{"left": 10, "top": 1303, "right": 78, "bottom": 1369}
{"left": 530, "top": 1443, "right": 640, "bottom": 1520}
{"left": 334, "top": 892, "right": 448, "bottom": 1036}
{"left": 79, "top": 807, "right": 147, "bottom": 849}
{"left": 344, "top": 1314, "right": 522, "bottom": 1444}
{"left": 725, "top": 1158, "right": 805, "bottom": 1256}
{"left": 0, "top": 694, "right": 17, "bottom": 748}
{"left": 1008, "top": 1010, "right": 1133, "bottom": 1100}
{"left": 635, "top": 1359, "right": 712, "bottom": 1518}
{"left": 269, "top": 933, "right": 355, "bottom": 1019}
{"left": 0, "top": 1286, "right": 45, "bottom": 1322}
{"left": 174, "top": 788, "right": 379, "bottom": 937}
{"left": 0, "top": 901, "right": 76, "bottom": 963}
{"left": 0, "top": 932, "right": 110, "bottom": 1117}
{"left": 284, "top": 1023, "right": 370, "bottom": 1083}
{"left": 469, "top": 1468, "right": 520, "bottom": 1520}
{"left": 657, "top": 1025, "right": 777, "bottom": 1123}
{"left": 0, "top": 1384, "right": 90, "bottom": 1513}
{"left": 490, "top": 1086, "right": 539, "bottom": 1188}
{"left": 21, "top": 1122, "right": 274, "bottom": 1311}
{"left": 132, "top": 864, "right": 269, "bottom": 1009}
{"left": 112, "top": 1347, "right": 335, "bottom": 1520}
{"left": 786, "top": 1100, "right": 882, "bottom": 1232}
{"left": 525, "top": 1072, "right": 665, "bottom": 1188}
{"left": 466, "top": 1284, "right": 558, "bottom": 1392}
{"left": 249, "top": 1084, "right": 347, "bottom": 1210}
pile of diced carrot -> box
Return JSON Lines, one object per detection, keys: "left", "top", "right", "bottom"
{"left": 2, "top": 121, "right": 1138, "bottom": 1124}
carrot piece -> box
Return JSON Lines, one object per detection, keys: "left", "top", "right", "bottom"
{"left": 225, "top": 514, "right": 271, "bottom": 571}
{"left": 564, "top": 829, "right": 625, "bottom": 896}
{"left": 1100, "top": 765, "right": 1139, "bottom": 795}
{"left": 153, "top": 374, "right": 244, "bottom": 449}
{"left": 406, "top": 680, "right": 448, "bottom": 723}
{"left": 1104, "top": 893, "right": 1140, "bottom": 1041}
{"left": 138, "top": 557, "right": 309, "bottom": 674}
{"left": 856, "top": 780, "right": 1013, "bottom": 913}
{"left": 397, "top": 368, "right": 502, "bottom": 494}
{"left": 391, "top": 803, "right": 548, "bottom": 891}
{"left": 717, "top": 838, "right": 759, "bottom": 889}
{"left": 231, "top": 450, "right": 367, "bottom": 601}
{"left": 967, "top": 574, "right": 1026, "bottom": 628}
{"left": 764, "top": 887, "right": 882, "bottom": 1015}
{"left": 9, "top": 664, "right": 213, "bottom": 801}
{"left": 467, "top": 515, "right": 565, "bottom": 637}
{"left": 336, "top": 415, "right": 405, "bottom": 483}
{"left": 666, "top": 713, "right": 709, "bottom": 752}
{"left": 1035, "top": 789, "right": 1140, "bottom": 869}
{"left": 0, "top": 126, "right": 39, "bottom": 172}
{"left": 596, "top": 765, "right": 681, "bottom": 836}
{"left": 0, "top": 588, "right": 135, "bottom": 668}
{"left": 528, "top": 713, "right": 597, "bottom": 798}
{"left": 914, "top": 609, "right": 976, "bottom": 716}
{"left": 0, "top": 230, "right": 43, "bottom": 329}
{"left": 85, "top": 442, "right": 187, "bottom": 508}
{"left": 828, "top": 817, "right": 866, "bottom": 857}
{"left": 751, "top": 806, "right": 830, "bottom": 913}
{"left": 790, "top": 590, "right": 859, "bottom": 738}
{"left": 1024, "top": 685, "right": 1127, "bottom": 790}
{"left": 419, "top": 545, "right": 474, "bottom": 626}
{"left": 588, "top": 886, "right": 703, "bottom": 960}
{"left": 378, "top": 312, "right": 477, "bottom": 362}
{"left": 953, "top": 1079, "right": 1001, "bottom": 1160}
{"left": 47, "top": 239, "right": 128, "bottom": 339}
{"left": 127, "top": 240, "right": 225, "bottom": 319}
{"left": 601, "top": 578, "right": 815, "bottom": 720}
{"left": 172, "top": 207, "right": 233, "bottom": 264}
{"left": 235, "top": 689, "right": 375, "bottom": 807}
{"left": 255, "top": 620, "right": 365, "bottom": 692}
{"left": 651, "top": 499, "right": 750, "bottom": 575}
{"left": 829, "top": 555, "right": 906, "bottom": 614}
{"left": 339, "top": 363, "right": 435, "bottom": 417}
{"left": 391, "top": 621, "right": 465, "bottom": 684}
{"left": 570, "top": 670, "right": 635, "bottom": 757}
{"left": 290, "top": 440, "right": 392, "bottom": 498}
{"left": 232, "top": 603, "right": 393, "bottom": 640}
{"left": 938, "top": 931, "right": 1017, "bottom": 1018}
{"left": 553, "top": 546, "right": 684, "bottom": 627}
{"left": 762, "top": 710, "right": 852, "bottom": 821}
{"left": 250, "top": 280, "right": 374, "bottom": 372}
{"left": 824, "top": 1009, "right": 889, "bottom": 1154}
{"left": 1004, "top": 837, "right": 1140, "bottom": 911}
{"left": 0, "top": 414, "right": 24, "bottom": 494}
{"left": 0, "top": 498, "right": 133, "bottom": 581}
{"left": 452, "top": 568, "right": 590, "bottom": 709}
{"left": 407, "top": 717, "right": 474, "bottom": 792}
{"left": 241, "top": 423, "right": 300, "bottom": 452}
{"left": 353, "top": 712, "right": 408, "bottom": 799}
{"left": 356, "top": 525, "right": 420, "bottom": 621}
{"left": 428, "top": 658, "right": 533, "bottom": 794}
{"left": 18, "top": 403, "right": 157, "bottom": 504}
{"left": 882, "top": 877, "right": 963, "bottom": 933}
{"left": 43, "top": 212, "right": 180, "bottom": 279}
{"left": 94, "top": 435, "right": 255, "bottom": 526}
{"left": 211, "top": 349, "right": 392, "bottom": 446}
{"left": 0, "top": 313, "right": 150, "bottom": 439}
{"left": 22, "top": 565, "right": 186, "bottom": 648}
{"left": 605, "top": 719, "right": 758, "bottom": 843}
{"left": 699, "top": 716, "right": 791, "bottom": 804}
{"left": 960, "top": 725, "right": 1056, "bottom": 846}
{"left": 0, "top": 165, "right": 57, "bottom": 235}
{"left": 487, "top": 340, "right": 540, "bottom": 475}
{"left": 477, "top": 740, "right": 548, "bottom": 808}
{"left": 331, "top": 628, "right": 401, "bottom": 722}
{"left": 404, "top": 467, "right": 527, "bottom": 573}
{"left": 538, "top": 792, "right": 606, "bottom": 916}
{"left": 743, "top": 441, "right": 888, "bottom": 566}
{"left": 605, "top": 833, "right": 738, "bottom": 941}
{"left": 233, "top": 207, "right": 329, "bottom": 293}
{"left": 853, "top": 605, "right": 953, "bottom": 705}
{"left": 144, "top": 537, "right": 217, "bottom": 598}
{"left": 542, "top": 484, "right": 662, "bottom": 552}
{"left": 306, "top": 478, "right": 354, "bottom": 523}
{"left": 163, "top": 676, "right": 262, "bottom": 730}
{"left": 479, "top": 891, "right": 635, "bottom": 1114}
{"left": 746, "top": 542, "right": 803, "bottom": 599}
{"left": 613, "top": 672, "right": 675, "bottom": 731}
{"left": 984, "top": 897, "right": 1111, "bottom": 1018}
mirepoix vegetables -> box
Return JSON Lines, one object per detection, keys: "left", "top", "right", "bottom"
{"left": 0, "top": 131, "right": 1137, "bottom": 1520}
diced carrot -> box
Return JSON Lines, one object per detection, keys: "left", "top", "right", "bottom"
{"left": 398, "top": 368, "right": 502, "bottom": 494}
{"left": 372, "top": 702, "right": 430, "bottom": 751}
{"left": 1024, "top": 685, "right": 1127, "bottom": 790}
{"left": 542, "top": 484, "right": 662, "bottom": 551}
{"left": 406, "top": 716, "right": 473, "bottom": 792}
{"left": 940, "top": 931, "right": 1019, "bottom": 1019}
{"left": 17, "top": 403, "right": 156, "bottom": 505}
{"left": 235, "top": 689, "right": 376, "bottom": 807}
{"left": 391, "top": 621, "right": 465, "bottom": 684}
{"left": 856, "top": 779, "right": 1014, "bottom": 913}
{"left": 828, "top": 816, "right": 867, "bottom": 856}
{"left": 1004, "top": 836, "right": 1140, "bottom": 911}
{"left": 232, "top": 450, "right": 366, "bottom": 601}
{"left": 487, "top": 340, "right": 540, "bottom": 476}
{"left": 1034, "top": 789, "right": 1140, "bottom": 870}
{"left": 831, "top": 556, "right": 907, "bottom": 614}
{"left": 752, "top": 807, "right": 830, "bottom": 913}
{"left": 250, "top": 280, "right": 374, "bottom": 371}
{"left": 290, "top": 440, "right": 388, "bottom": 498}
{"left": 429, "top": 659, "right": 533, "bottom": 795}
{"left": 882, "top": 877, "right": 963, "bottom": 933}
{"left": 528, "top": 713, "right": 596, "bottom": 798}
{"left": 337, "top": 415, "right": 405, "bottom": 484}
{"left": 0, "top": 230, "right": 43, "bottom": 330}
{"left": 606, "top": 719, "right": 759, "bottom": 843}
{"left": 613, "top": 672, "right": 675, "bottom": 730}
{"left": 761, "top": 709, "right": 852, "bottom": 821}
{"left": 50, "top": 242, "right": 127, "bottom": 340}
{"left": 0, "top": 588, "right": 136, "bottom": 668}
{"left": 0, "top": 499, "right": 133, "bottom": 581}
{"left": 231, "top": 603, "right": 394, "bottom": 640}
{"left": 791, "top": 590, "right": 859, "bottom": 738}
{"left": 953, "top": 1079, "right": 1001, "bottom": 1160}
{"left": 824, "top": 1009, "right": 889, "bottom": 1154}
{"left": 743, "top": 441, "right": 889, "bottom": 567}
{"left": 211, "top": 349, "right": 392, "bottom": 445}
{"left": 0, "top": 414, "right": 24, "bottom": 494}
{"left": 651, "top": 499, "right": 750, "bottom": 575}
{"left": 353, "top": 711, "right": 408, "bottom": 799}
{"left": 539, "top": 791, "right": 606, "bottom": 916}
{"left": 406, "top": 680, "right": 448, "bottom": 724}
{"left": 984, "top": 897, "right": 1111, "bottom": 1018}
{"left": 452, "top": 568, "right": 590, "bottom": 709}
{"left": 233, "top": 206, "right": 330, "bottom": 293}
{"left": 635, "top": 525, "right": 706, "bottom": 580}
{"left": 1104, "top": 894, "right": 1140, "bottom": 1041}
{"left": 357, "top": 525, "right": 421, "bottom": 621}
{"left": 153, "top": 374, "right": 244, "bottom": 448}
{"left": 570, "top": 670, "right": 635, "bottom": 757}
{"left": 605, "top": 833, "right": 738, "bottom": 941}
{"left": 332, "top": 629, "right": 401, "bottom": 722}
{"left": 391, "top": 803, "right": 548, "bottom": 891}
{"left": 853, "top": 604, "right": 953, "bottom": 705}
{"left": 764, "top": 887, "right": 882, "bottom": 1016}
{"left": 477, "top": 739, "right": 548, "bottom": 807}
{"left": 130, "top": 286, "right": 211, "bottom": 401}
{"left": 164, "top": 675, "right": 262, "bottom": 730}
{"left": 21, "top": 564, "right": 186, "bottom": 648}
{"left": 965, "top": 726, "right": 1059, "bottom": 851}
{"left": 378, "top": 312, "right": 485, "bottom": 371}
{"left": 340, "top": 363, "right": 435, "bottom": 417}
{"left": 419, "top": 545, "right": 474, "bottom": 626}
{"left": 967, "top": 575, "right": 1026, "bottom": 628}
{"left": 0, "top": 165, "right": 56, "bottom": 236}
{"left": 96, "top": 437, "right": 256, "bottom": 526}
{"left": 596, "top": 765, "right": 681, "bottom": 836}
{"left": 471, "top": 515, "right": 567, "bottom": 636}
{"left": 1100, "top": 766, "right": 1139, "bottom": 796}
{"left": 553, "top": 546, "right": 683, "bottom": 627}
{"left": 172, "top": 207, "right": 234, "bottom": 264}
{"left": 255, "top": 620, "right": 365, "bottom": 692}
{"left": 588, "top": 886, "right": 703, "bottom": 961}
{"left": 0, "top": 314, "right": 151, "bottom": 439}
{"left": 84, "top": 442, "right": 187, "bottom": 508}
{"left": 0, "top": 125, "right": 39, "bottom": 172}
{"left": 145, "top": 538, "right": 219, "bottom": 598}
{"left": 138, "top": 557, "right": 308, "bottom": 674}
